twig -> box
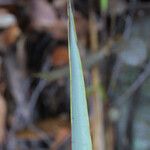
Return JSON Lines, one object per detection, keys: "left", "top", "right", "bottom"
{"left": 28, "top": 59, "right": 50, "bottom": 120}
{"left": 89, "top": 11, "right": 105, "bottom": 150}
{"left": 4, "top": 54, "right": 27, "bottom": 105}
{"left": 4, "top": 52, "right": 30, "bottom": 131}
{"left": 116, "top": 60, "right": 150, "bottom": 107}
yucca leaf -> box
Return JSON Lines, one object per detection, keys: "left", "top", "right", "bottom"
{"left": 68, "top": 1, "right": 92, "bottom": 150}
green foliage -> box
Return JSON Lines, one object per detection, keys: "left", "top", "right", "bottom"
{"left": 100, "top": 0, "right": 108, "bottom": 13}
{"left": 68, "top": 1, "right": 93, "bottom": 150}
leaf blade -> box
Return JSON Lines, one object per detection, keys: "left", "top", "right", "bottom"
{"left": 68, "top": 1, "right": 92, "bottom": 150}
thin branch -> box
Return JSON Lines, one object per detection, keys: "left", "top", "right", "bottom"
{"left": 116, "top": 61, "right": 150, "bottom": 107}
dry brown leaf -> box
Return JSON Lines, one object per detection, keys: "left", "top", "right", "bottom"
{"left": 2, "top": 25, "right": 21, "bottom": 46}
{"left": 51, "top": 46, "right": 69, "bottom": 67}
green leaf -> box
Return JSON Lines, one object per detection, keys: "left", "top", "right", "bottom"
{"left": 100, "top": 0, "right": 108, "bottom": 13}
{"left": 68, "top": 1, "right": 92, "bottom": 150}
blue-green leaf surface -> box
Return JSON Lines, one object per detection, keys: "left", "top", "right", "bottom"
{"left": 68, "top": 1, "right": 92, "bottom": 150}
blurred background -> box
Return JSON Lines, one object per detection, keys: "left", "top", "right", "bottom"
{"left": 0, "top": 0, "right": 150, "bottom": 149}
